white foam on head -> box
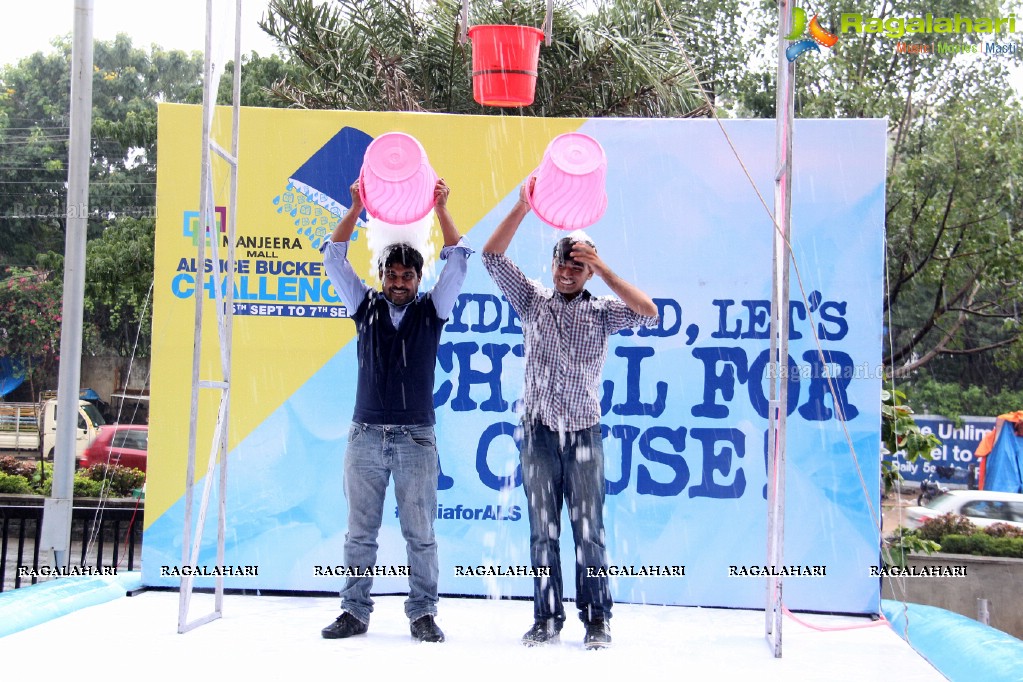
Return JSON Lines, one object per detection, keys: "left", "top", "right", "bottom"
{"left": 564, "top": 229, "right": 595, "bottom": 248}
{"left": 364, "top": 211, "right": 437, "bottom": 285}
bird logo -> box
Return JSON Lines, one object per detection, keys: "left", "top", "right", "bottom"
{"left": 784, "top": 7, "right": 839, "bottom": 62}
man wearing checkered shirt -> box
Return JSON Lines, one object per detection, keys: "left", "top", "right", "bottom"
{"left": 482, "top": 181, "right": 659, "bottom": 650}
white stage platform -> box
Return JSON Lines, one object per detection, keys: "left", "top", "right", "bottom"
{"left": 0, "top": 589, "right": 946, "bottom": 680}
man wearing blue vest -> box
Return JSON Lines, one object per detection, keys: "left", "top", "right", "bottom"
{"left": 482, "top": 181, "right": 659, "bottom": 649}
{"left": 320, "top": 178, "right": 471, "bottom": 643}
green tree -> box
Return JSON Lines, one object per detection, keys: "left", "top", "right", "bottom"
{"left": 259, "top": 0, "right": 706, "bottom": 116}
{"left": 0, "top": 34, "right": 297, "bottom": 363}
{"left": 663, "top": 0, "right": 748, "bottom": 111}
{"left": 0, "top": 48, "right": 72, "bottom": 266}
{"left": 217, "top": 51, "right": 306, "bottom": 107}
{"left": 731, "top": 1, "right": 1023, "bottom": 388}
{"left": 0, "top": 36, "right": 269, "bottom": 362}
{"left": 881, "top": 384, "right": 941, "bottom": 494}
{"left": 0, "top": 36, "right": 205, "bottom": 268}
{"left": 83, "top": 217, "right": 155, "bottom": 355}
{"left": 900, "top": 374, "right": 1023, "bottom": 420}
{"left": 0, "top": 267, "right": 65, "bottom": 399}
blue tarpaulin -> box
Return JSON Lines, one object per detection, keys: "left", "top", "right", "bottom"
{"left": 0, "top": 357, "right": 26, "bottom": 397}
{"left": 983, "top": 420, "right": 1023, "bottom": 493}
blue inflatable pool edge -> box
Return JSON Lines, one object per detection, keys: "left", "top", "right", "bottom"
{"left": 0, "top": 571, "right": 143, "bottom": 638}
{"left": 882, "top": 599, "right": 1023, "bottom": 682}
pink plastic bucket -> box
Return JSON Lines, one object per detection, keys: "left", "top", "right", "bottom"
{"left": 527, "top": 133, "right": 607, "bottom": 231}
{"left": 359, "top": 132, "right": 438, "bottom": 225}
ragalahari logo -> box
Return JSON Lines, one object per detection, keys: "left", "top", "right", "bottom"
{"left": 785, "top": 7, "right": 839, "bottom": 61}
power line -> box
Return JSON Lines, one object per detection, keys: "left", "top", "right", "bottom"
{"left": 0, "top": 209, "right": 157, "bottom": 219}
{"left": 0, "top": 180, "right": 155, "bottom": 185}
{"left": 0, "top": 126, "right": 71, "bottom": 131}
{"left": 0, "top": 136, "right": 71, "bottom": 144}
{"left": 1, "top": 189, "right": 154, "bottom": 194}
{"left": 0, "top": 168, "right": 72, "bottom": 173}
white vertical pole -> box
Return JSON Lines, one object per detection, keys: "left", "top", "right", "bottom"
{"left": 215, "top": 0, "right": 244, "bottom": 615}
{"left": 765, "top": 0, "right": 795, "bottom": 659}
{"left": 42, "top": 0, "right": 94, "bottom": 569}
{"left": 177, "top": 0, "right": 241, "bottom": 634}
{"left": 178, "top": 0, "right": 215, "bottom": 632}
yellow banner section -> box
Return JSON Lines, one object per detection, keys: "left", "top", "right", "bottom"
{"left": 148, "top": 105, "right": 581, "bottom": 525}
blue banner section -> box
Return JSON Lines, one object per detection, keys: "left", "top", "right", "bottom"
{"left": 144, "top": 115, "right": 887, "bottom": 615}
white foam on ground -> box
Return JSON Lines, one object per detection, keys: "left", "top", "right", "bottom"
{"left": 0, "top": 592, "right": 945, "bottom": 680}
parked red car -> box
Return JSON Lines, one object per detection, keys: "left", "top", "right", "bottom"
{"left": 80, "top": 424, "right": 148, "bottom": 472}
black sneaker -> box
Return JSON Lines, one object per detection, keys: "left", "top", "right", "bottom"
{"left": 410, "top": 615, "right": 445, "bottom": 643}
{"left": 583, "top": 617, "right": 611, "bottom": 649}
{"left": 321, "top": 612, "right": 367, "bottom": 639}
{"left": 521, "top": 618, "right": 562, "bottom": 646}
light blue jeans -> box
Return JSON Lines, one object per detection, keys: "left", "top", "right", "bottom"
{"left": 340, "top": 422, "right": 439, "bottom": 624}
{"left": 521, "top": 418, "right": 613, "bottom": 624}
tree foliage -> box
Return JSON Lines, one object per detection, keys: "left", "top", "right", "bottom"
{"left": 0, "top": 48, "right": 75, "bottom": 266}
{"left": 880, "top": 383, "right": 941, "bottom": 493}
{"left": 217, "top": 52, "right": 306, "bottom": 107}
{"left": 0, "top": 35, "right": 291, "bottom": 362}
{"left": 0, "top": 267, "right": 67, "bottom": 397}
{"left": 0, "top": 36, "right": 206, "bottom": 268}
{"left": 899, "top": 373, "right": 1023, "bottom": 420}
{"left": 730, "top": 0, "right": 1023, "bottom": 388}
{"left": 0, "top": 37, "right": 202, "bottom": 365}
{"left": 259, "top": 0, "right": 707, "bottom": 116}
{"left": 84, "top": 217, "right": 155, "bottom": 355}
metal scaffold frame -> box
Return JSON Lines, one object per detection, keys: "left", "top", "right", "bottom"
{"left": 177, "top": 0, "right": 243, "bottom": 634}
{"left": 765, "top": 0, "right": 796, "bottom": 658}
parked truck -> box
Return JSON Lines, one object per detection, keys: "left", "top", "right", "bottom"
{"left": 0, "top": 399, "right": 105, "bottom": 459}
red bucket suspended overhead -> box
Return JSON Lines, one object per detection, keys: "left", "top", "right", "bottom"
{"left": 467, "top": 25, "right": 544, "bottom": 107}
{"left": 460, "top": 0, "right": 553, "bottom": 108}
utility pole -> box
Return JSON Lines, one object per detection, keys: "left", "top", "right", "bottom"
{"left": 41, "top": 0, "right": 94, "bottom": 568}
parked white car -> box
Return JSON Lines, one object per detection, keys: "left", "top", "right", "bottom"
{"left": 902, "top": 490, "right": 1023, "bottom": 530}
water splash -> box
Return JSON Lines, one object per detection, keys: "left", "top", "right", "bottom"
{"left": 364, "top": 213, "right": 438, "bottom": 285}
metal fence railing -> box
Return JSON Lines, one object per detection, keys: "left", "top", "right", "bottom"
{"left": 0, "top": 502, "right": 144, "bottom": 592}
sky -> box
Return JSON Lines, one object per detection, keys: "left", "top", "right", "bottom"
{"left": 0, "top": 1, "right": 281, "bottom": 68}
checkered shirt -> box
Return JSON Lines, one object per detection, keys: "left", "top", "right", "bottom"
{"left": 483, "top": 252, "right": 659, "bottom": 432}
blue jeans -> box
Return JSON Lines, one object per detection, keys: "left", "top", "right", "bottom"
{"left": 340, "top": 422, "right": 439, "bottom": 623}
{"left": 521, "top": 418, "right": 612, "bottom": 623}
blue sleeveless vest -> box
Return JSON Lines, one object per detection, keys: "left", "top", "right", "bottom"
{"left": 351, "top": 291, "right": 443, "bottom": 425}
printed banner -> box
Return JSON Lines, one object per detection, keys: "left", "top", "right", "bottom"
{"left": 143, "top": 105, "right": 886, "bottom": 614}
{"left": 887, "top": 415, "right": 995, "bottom": 488}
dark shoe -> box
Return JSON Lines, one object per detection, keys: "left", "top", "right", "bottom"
{"left": 410, "top": 615, "right": 445, "bottom": 643}
{"left": 583, "top": 616, "right": 611, "bottom": 649}
{"left": 521, "top": 618, "right": 562, "bottom": 646}
{"left": 321, "top": 612, "right": 367, "bottom": 639}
